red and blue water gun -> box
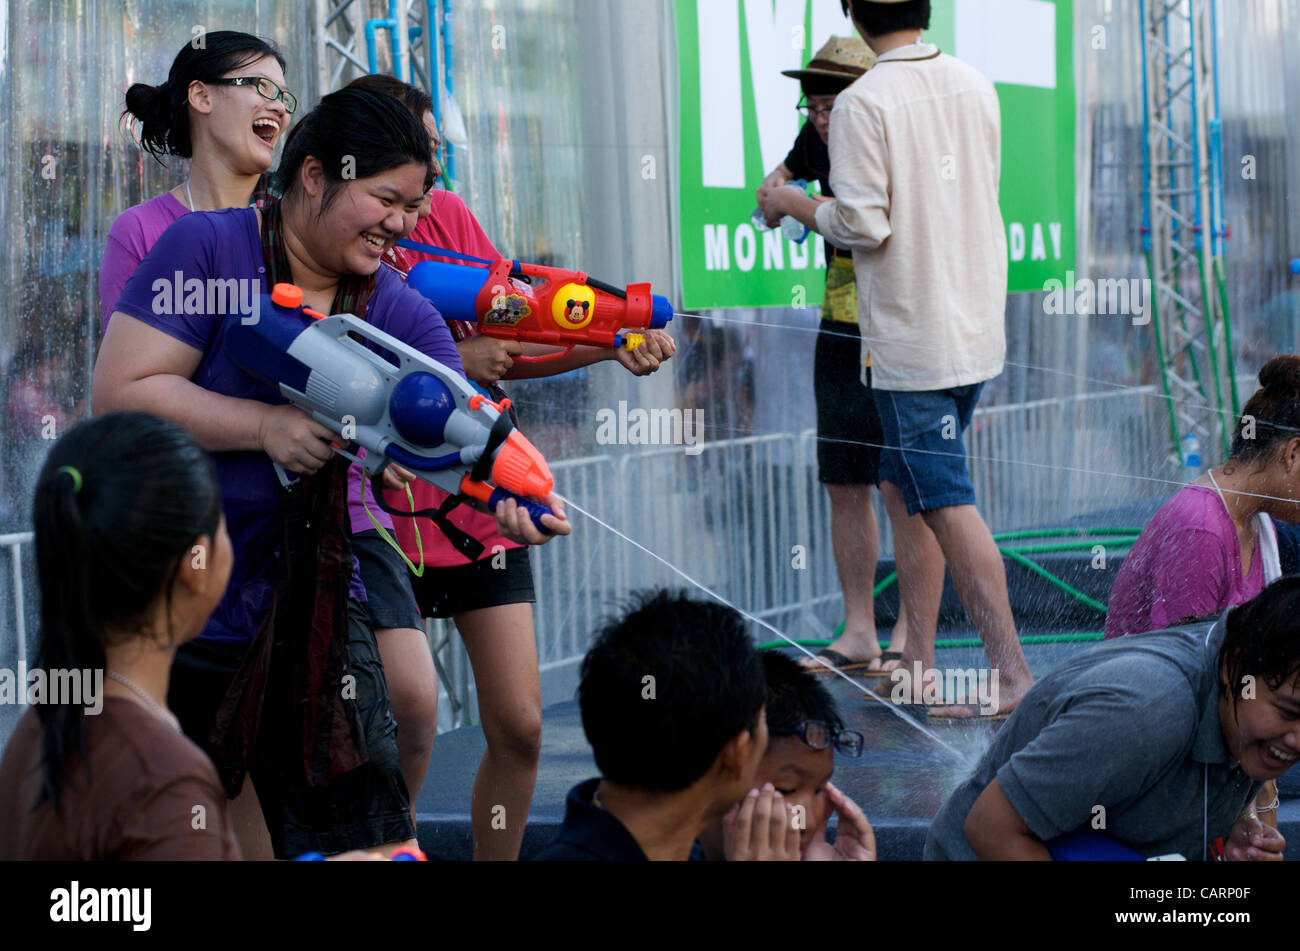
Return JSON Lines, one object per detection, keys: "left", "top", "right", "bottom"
{"left": 401, "top": 239, "right": 674, "bottom": 364}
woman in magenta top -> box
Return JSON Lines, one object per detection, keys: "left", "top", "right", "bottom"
{"left": 344, "top": 74, "right": 673, "bottom": 860}
{"left": 1106, "top": 356, "right": 1300, "bottom": 638}
{"left": 98, "top": 32, "right": 291, "bottom": 332}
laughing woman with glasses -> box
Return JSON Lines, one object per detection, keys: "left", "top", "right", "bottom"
{"left": 98, "top": 31, "right": 294, "bottom": 335}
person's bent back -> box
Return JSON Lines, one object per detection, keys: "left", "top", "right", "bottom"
{"left": 533, "top": 591, "right": 768, "bottom": 861}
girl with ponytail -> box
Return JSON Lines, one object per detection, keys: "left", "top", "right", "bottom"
{"left": 0, "top": 412, "right": 239, "bottom": 859}
{"left": 99, "top": 31, "right": 292, "bottom": 331}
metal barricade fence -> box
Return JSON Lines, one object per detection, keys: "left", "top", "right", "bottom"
{"left": 0, "top": 533, "right": 31, "bottom": 669}
{"left": 0, "top": 385, "right": 1175, "bottom": 735}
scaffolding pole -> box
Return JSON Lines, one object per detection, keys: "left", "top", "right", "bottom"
{"left": 1140, "top": 0, "right": 1236, "bottom": 468}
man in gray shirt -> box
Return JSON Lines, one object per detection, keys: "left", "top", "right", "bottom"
{"left": 926, "top": 579, "right": 1300, "bottom": 860}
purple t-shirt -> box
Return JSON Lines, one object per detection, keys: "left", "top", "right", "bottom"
{"left": 100, "top": 193, "right": 402, "bottom": 539}
{"left": 1104, "top": 485, "right": 1264, "bottom": 638}
{"left": 99, "top": 192, "right": 190, "bottom": 331}
{"left": 112, "top": 207, "right": 464, "bottom": 645}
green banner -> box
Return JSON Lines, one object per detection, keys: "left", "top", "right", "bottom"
{"left": 674, "top": 0, "right": 1075, "bottom": 309}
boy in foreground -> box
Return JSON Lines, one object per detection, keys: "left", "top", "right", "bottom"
{"left": 533, "top": 592, "right": 769, "bottom": 861}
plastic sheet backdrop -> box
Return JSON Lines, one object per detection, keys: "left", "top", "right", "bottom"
{"left": 0, "top": 0, "right": 308, "bottom": 722}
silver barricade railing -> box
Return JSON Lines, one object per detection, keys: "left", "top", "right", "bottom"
{"left": 0, "top": 384, "right": 1175, "bottom": 730}
{"left": 1, "top": 532, "right": 33, "bottom": 669}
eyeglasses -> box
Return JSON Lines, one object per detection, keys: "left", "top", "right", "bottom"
{"left": 210, "top": 76, "right": 298, "bottom": 114}
{"left": 770, "top": 720, "right": 864, "bottom": 758}
{"left": 796, "top": 99, "right": 836, "bottom": 119}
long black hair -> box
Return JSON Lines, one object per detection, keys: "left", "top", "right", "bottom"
{"left": 345, "top": 73, "right": 443, "bottom": 180}
{"left": 123, "top": 31, "right": 286, "bottom": 161}
{"left": 32, "top": 412, "right": 221, "bottom": 812}
{"left": 276, "top": 86, "right": 434, "bottom": 215}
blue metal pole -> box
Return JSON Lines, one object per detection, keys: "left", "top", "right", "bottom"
{"left": 1209, "top": 0, "right": 1225, "bottom": 256}
{"left": 428, "top": 0, "right": 442, "bottom": 137}
{"left": 443, "top": 0, "right": 456, "bottom": 182}
{"left": 1139, "top": 0, "right": 1152, "bottom": 253}
{"left": 1189, "top": 0, "right": 1203, "bottom": 253}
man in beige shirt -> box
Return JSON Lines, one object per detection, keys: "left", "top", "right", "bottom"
{"left": 759, "top": 0, "right": 1032, "bottom": 716}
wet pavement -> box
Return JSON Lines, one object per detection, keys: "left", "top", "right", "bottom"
{"left": 414, "top": 639, "right": 1108, "bottom": 860}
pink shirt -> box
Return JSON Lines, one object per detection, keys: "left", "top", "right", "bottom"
{"left": 351, "top": 191, "right": 522, "bottom": 565}
{"left": 1104, "top": 485, "right": 1264, "bottom": 638}
{"left": 99, "top": 192, "right": 190, "bottom": 330}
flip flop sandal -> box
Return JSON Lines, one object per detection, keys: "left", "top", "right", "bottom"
{"left": 802, "top": 648, "right": 881, "bottom": 674}
{"left": 857, "top": 650, "right": 906, "bottom": 678}
{"left": 925, "top": 705, "right": 1012, "bottom": 723}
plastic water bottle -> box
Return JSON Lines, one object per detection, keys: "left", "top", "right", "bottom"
{"left": 1182, "top": 432, "right": 1202, "bottom": 480}
{"left": 750, "top": 180, "right": 810, "bottom": 244}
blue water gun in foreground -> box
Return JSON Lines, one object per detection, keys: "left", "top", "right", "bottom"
{"left": 221, "top": 283, "right": 556, "bottom": 534}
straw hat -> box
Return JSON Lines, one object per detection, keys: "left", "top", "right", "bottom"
{"left": 781, "top": 35, "right": 876, "bottom": 81}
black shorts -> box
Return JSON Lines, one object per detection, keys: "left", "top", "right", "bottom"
{"left": 813, "top": 318, "right": 883, "bottom": 485}
{"left": 168, "top": 599, "right": 414, "bottom": 858}
{"left": 353, "top": 529, "right": 424, "bottom": 631}
{"left": 410, "top": 547, "right": 536, "bottom": 619}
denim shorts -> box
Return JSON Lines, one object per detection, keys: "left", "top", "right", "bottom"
{"left": 873, "top": 383, "right": 984, "bottom": 516}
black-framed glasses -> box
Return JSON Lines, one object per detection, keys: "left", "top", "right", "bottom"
{"left": 210, "top": 76, "right": 298, "bottom": 114}
{"left": 796, "top": 98, "right": 835, "bottom": 119}
{"left": 770, "top": 720, "right": 863, "bottom": 758}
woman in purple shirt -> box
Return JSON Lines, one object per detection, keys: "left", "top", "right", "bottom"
{"left": 99, "top": 31, "right": 292, "bottom": 332}
{"left": 93, "top": 87, "right": 567, "bottom": 859}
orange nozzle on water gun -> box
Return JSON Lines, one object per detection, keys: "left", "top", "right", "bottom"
{"left": 490, "top": 430, "right": 554, "bottom": 499}
{"left": 458, "top": 429, "right": 555, "bottom": 532}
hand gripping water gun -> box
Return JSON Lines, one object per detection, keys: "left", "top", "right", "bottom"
{"left": 401, "top": 240, "right": 674, "bottom": 365}
{"left": 222, "top": 283, "right": 556, "bottom": 535}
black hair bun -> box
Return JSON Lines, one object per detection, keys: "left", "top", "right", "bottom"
{"left": 123, "top": 81, "right": 177, "bottom": 158}
{"left": 1259, "top": 354, "right": 1300, "bottom": 395}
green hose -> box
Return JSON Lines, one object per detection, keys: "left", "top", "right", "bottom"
{"left": 819, "top": 526, "right": 1138, "bottom": 644}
